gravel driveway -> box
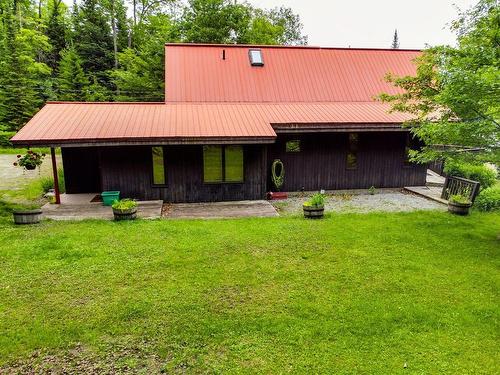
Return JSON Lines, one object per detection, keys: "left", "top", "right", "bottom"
{"left": 0, "top": 153, "right": 60, "bottom": 191}
{"left": 272, "top": 189, "right": 445, "bottom": 215}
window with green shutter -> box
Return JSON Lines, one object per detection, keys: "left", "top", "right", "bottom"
{"left": 203, "top": 145, "right": 244, "bottom": 183}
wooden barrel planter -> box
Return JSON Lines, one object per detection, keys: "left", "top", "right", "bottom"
{"left": 448, "top": 201, "right": 472, "bottom": 216}
{"left": 303, "top": 204, "right": 324, "bottom": 219}
{"left": 12, "top": 209, "right": 42, "bottom": 224}
{"left": 112, "top": 207, "right": 137, "bottom": 221}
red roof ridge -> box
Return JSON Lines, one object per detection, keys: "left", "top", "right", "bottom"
{"left": 165, "top": 43, "right": 422, "bottom": 52}
{"left": 46, "top": 101, "right": 165, "bottom": 105}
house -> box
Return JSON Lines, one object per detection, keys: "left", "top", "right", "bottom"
{"left": 11, "top": 43, "right": 426, "bottom": 203}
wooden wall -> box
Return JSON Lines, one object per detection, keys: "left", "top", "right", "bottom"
{"left": 62, "top": 145, "right": 267, "bottom": 202}
{"left": 267, "top": 132, "right": 427, "bottom": 191}
{"left": 61, "top": 132, "right": 426, "bottom": 202}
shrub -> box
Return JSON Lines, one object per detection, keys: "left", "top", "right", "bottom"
{"left": 304, "top": 193, "right": 325, "bottom": 207}
{"left": 474, "top": 186, "right": 500, "bottom": 212}
{"left": 0, "top": 131, "right": 15, "bottom": 147}
{"left": 444, "top": 162, "right": 497, "bottom": 189}
{"left": 112, "top": 199, "right": 137, "bottom": 210}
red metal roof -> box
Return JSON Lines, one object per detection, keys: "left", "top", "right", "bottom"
{"left": 11, "top": 101, "right": 412, "bottom": 146}
{"left": 165, "top": 44, "right": 420, "bottom": 102}
{"left": 12, "top": 44, "right": 420, "bottom": 145}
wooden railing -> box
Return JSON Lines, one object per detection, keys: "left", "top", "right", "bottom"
{"left": 441, "top": 176, "right": 481, "bottom": 202}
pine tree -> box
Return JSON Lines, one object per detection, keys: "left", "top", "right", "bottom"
{"left": 0, "top": 12, "right": 40, "bottom": 130}
{"left": 74, "top": 0, "right": 114, "bottom": 86}
{"left": 45, "top": 0, "right": 68, "bottom": 71}
{"left": 57, "top": 46, "right": 89, "bottom": 101}
{"left": 391, "top": 29, "right": 400, "bottom": 49}
{"left": 86, "top": 76, "right": 109, "bottom": 101}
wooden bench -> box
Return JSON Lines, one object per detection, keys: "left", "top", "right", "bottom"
{"left": 441, "top": 176, "right": 481, "bottom": 202}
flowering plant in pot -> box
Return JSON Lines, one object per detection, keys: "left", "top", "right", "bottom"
{"left": 13, "top": 150, "right": 45, "bottom": 171}
{"left": 112, "top": 199, "right": 138, "bottom": 221}
{"left": 303, "top": 193, "right": 326, "bottom": 219}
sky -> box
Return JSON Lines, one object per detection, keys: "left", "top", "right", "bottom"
{"left": 247, "top": 0, "right": 478, "bottom": 49}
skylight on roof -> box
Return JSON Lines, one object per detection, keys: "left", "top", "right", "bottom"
{"left": 249, "top": 49, "right": 264, "bottom": 66}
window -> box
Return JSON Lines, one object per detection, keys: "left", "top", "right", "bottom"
{"left": 346, "top": 133, "right": 358, "bottom": 169}
{"left": 286, "top": 140, "right": 301, "bottom": 152}
{"left": 249, "top": 49, "right": 264, "bottom": 66}
{"left": 152, "top": 146, "right": 165, "bottom": 185}
{"left": 203, "top": 145, "right": 243, "bottom": 183}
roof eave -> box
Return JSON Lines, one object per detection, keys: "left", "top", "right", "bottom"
{"left": 10, "top": 136, "right": 277, "bottom": 148}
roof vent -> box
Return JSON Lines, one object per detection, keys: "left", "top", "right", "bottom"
{"left": 249, "top": 49, "right": 264, "bottom": 66}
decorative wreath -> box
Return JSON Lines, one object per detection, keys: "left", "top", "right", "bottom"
{"left": 271, "top": 159, "right": 285, "bottom": 191}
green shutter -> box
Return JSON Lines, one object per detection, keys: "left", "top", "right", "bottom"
{"left": 225, "top": 145, "right": 244, "bottom": 182}
{"left": 203, "top": 146, "right": 223, "bottom": 182}
{"left": 152, "top": 147, "right": 165, "bottom": 185}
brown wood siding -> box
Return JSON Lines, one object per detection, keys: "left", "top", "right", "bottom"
{"left": 61, "top": 132, "right": 426, "bottom": 203}
{"left": 267, "top": 132, "right": 426, "bottom": 191}
{"left": 63, "top": 145, "right": 266, "bottom": 202}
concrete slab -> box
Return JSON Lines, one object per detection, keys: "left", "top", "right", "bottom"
{"left": 404, "top": 186, "right": 448, "bottom": 205}
{"left": 42, "top": 199, "right": 163, "bottom": 220}
{"left": 426, "top": 169, "right": 445, "bottom": 187}
{"left": 165, "top": 200, "right": 278, "bottom": 219}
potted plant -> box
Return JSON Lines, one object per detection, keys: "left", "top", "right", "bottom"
{"left": 12, "top": 208, "right": 43, "bottom": 224}
{"left": 13, "top": 150, "right": 45, "bottom": 171}
{"left": 448, "top": 193, "right": 472, "bottom": 215}
{"left": 112, "top": 199, "right": 138, "bottom": 221}
{"left": 303, "top": 193, "right": 326, "bottom": 219}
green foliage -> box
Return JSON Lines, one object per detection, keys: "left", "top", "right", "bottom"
{"left": 112, "top": 14, "right": 177, "bottom": 101}
{"left": 0, "top": 131, "right": 15, "bottom": 147}
{"left": 474, "top": 186, "right": 500, "bottom": 211}
{"left": 74, "top": 0, "right": 114, "bottom": 86}
{"left": 0, "top": 11, "right": 49, "bottom": 130}
{"left": 179, "top": 1, "right": 306, "bottom": 45}
{"left": 45, "top": 0, "right": 69, "bottom": 71}
{"left": 368, "top": 186, "right": 376, "bottom": 195}
{"left": 304, "top": 193, "right": 325, "bottom": 207}
{"left": 57, "top": 47, "right": 88, "bottom": 101}
{"left": 112, "top": 198, "right": 138, "bottom": 210}
{"left": 444, "top": 161, "right": 498, "bottom": 189}
{"left": 449, "top": 193, "right": 471, "bottom": 204}
{"left": 380, "top": 0, "right": 499, "bottom": 165}
{"left": 39, "top": 168, "right": 65, "bottom": 194}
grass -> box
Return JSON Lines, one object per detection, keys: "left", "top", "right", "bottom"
{"left": 0, "top": 211, "right": 498, "bottom": 373}
{"left": 0, "top": 147, "right": 53, "bottom": 155}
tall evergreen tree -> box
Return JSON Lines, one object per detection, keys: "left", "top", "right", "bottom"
{"left": 391, "top": 29, "right": 400, "bottom": 49}
{"left": 57, "top": 46, "right": 88, "bottom": 100}
{"left": 0, "top": 11, "right": 41, "bottom": 130}
{"left": 45, "top": 0, "right": 68, "bottom": 71}
{"left": 74, "top": 0, "right": 114, "bottom": 86}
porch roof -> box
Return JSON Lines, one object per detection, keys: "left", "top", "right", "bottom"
{"left": 11, "top": 101, "right": 413, "bottom": 147}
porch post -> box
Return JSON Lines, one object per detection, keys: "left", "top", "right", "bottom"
{"left": 50, "top": 147, "right": 61, "bottom": 204}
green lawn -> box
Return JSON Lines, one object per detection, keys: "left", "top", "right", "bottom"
{"left": 0, "top": 212, "right": 499, "bottom": 373}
